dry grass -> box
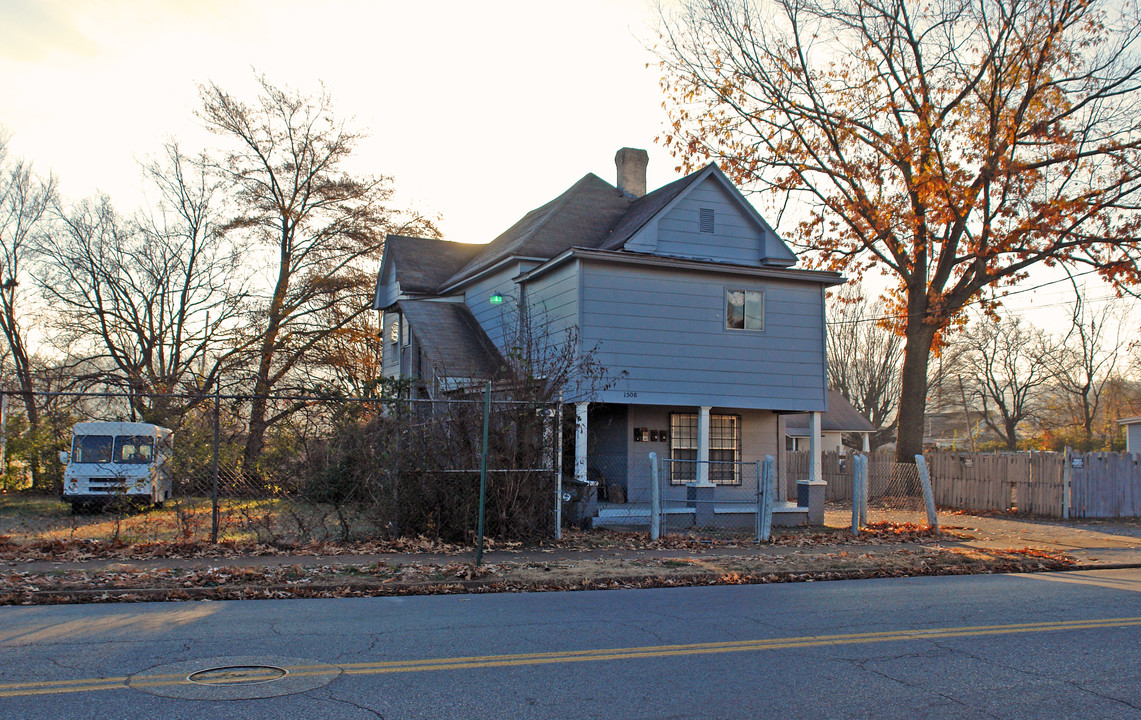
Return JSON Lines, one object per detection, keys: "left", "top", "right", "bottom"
{"left": 0, "top": 493, "right": 382, "bottom": 546}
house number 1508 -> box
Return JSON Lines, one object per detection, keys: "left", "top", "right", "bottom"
{"left": 623, "top": 392, "right": 638, "bottom": 398}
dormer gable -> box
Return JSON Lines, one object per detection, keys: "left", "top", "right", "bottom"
{"left": 603, "top": 164, "right": 797, "bottom": 268}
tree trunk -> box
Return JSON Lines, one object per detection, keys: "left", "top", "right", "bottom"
{"left": 894, "top": 321, "right": 938, "bottom": 464}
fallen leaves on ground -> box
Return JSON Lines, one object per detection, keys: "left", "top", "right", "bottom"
{"left": 0, "top": 543, "right": 1076, "bottom": 606}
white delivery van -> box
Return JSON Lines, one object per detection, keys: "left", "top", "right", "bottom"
{"left": 59, "top": 422, "right": 173, "bottom": 511}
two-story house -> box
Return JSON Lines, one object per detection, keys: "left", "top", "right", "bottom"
{"left": 373, "top": 148, "right": 843, "bottom": 523}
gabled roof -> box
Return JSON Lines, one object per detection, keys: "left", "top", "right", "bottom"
{"left": 597, "top": 166, "right": 709, "bottom": 251}
{"left": 397, "top": 299, "right": 503, "bottom": 380}
{"left": 384, "top": 235, "right": 485, "bottom": 295}
{"left": 785, "top": 390, "right": 876, "bottom": 435}
{"left": 443, "top": 173, "right": 632, "bottom": 288}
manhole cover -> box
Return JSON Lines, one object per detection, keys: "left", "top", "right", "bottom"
{"left": 188, "top": 665, "right": 287, "bottom": 686}
{"left": 130, "top": 656, "right": 340, "bottom": 700}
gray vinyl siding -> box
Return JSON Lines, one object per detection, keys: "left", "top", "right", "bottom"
{"left": 378, "top": 263, "right": 400, "bottom": 309}
{"left": 523, "top": 260, "right": 580, "bottom": 353}
{"left": 381, "top": 310, "right": 400, "bottom": 379}
{"left": 462, "top": 264, "right": 525, "bottom": 353}
{"left": 655, "top": 177, "right": 763, "bottom": 265}
{"left": 580, "top": 261, "right": 827, "bottom": 411}
{"left": 1129, "top": 423, "right": 1141, "bottom": 454}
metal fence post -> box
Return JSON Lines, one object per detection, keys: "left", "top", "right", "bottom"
{"left": 649, "top": 452, "right": 661, "bottom": 541}
{"left": 859, "top": 454, "right": 869, "bottom": 527}
{"left": 475, "top": 381, "right": 491, "bottom": 566}
{"left": 555, "top": 396, "right": 563, "bottom": 540}
{"left": 915, "top": 454, "right": 939, "bottom": 533}
{"left": 210, "top": 389, "right": 220, "bottom": 544}
{"left": 0, "top": 391, "right": 7, "bottom": 477}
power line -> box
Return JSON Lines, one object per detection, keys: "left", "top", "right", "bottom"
{"left": 827, "top": 268, "right": 1120, "bottom": 326}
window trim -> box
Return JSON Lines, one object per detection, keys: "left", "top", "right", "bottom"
{"left": 668, "top": 412, "right": 742, "bottom": 486}
{"left": 725, "top": 288, "right": 765, "bottom": 332}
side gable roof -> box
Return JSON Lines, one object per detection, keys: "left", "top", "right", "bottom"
{"left": 384, "top": 235, "right": 485, "bottom": 295}
{"left": 397, "top": 300, "right": 504, "bottom": 381}
{"left": 785, "top": 390, "right": 876, "bottom": 435}
{"left": 443, "top": 173, "right": 632, "bottom": 288}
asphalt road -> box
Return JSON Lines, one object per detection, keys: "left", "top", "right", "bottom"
{"left": 2, "top": 568, "right": 1140, "bottom": 719}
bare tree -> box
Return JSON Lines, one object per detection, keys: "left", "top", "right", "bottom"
{"left": 0, "top": 132, "right": 56, "bottom": 483}
{"left": 659, "top": 0, "right": 1141, "bottom": 463}
{"left": 37, "top": 143, "right": 245, "bottom": 425}
{"left": 826, "top": 285, "right": 902, "bottom": 448}
{"left": 1044, "top": 292, "right": 1129, "bottom": 450}
{"left": 958, "top": 316, "right": 1054, "bottom": 450}
{"left": 197, "top": 74, "right": 438, "bottom": 472}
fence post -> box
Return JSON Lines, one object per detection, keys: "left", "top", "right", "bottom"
{"left": 915, "top": 454, "right": 939, "bottom": 534}
{"left": 851, "top": 454, "right": 864, "bottom": 536}
{"left": 1062, "top": 446, "right": 1072, "bottom": 520}
{"left": 476, "top": 381, "right": 491, "bottom": 566}
{"left": 210, "top": 389, "right": 220, "bottom": 544}
{"left": 758, "top": 455, "right": 775, "bottom": 541}
{"left": 649, "top": 452, "right": 661, "bottom": 541}
{"left": 0, "top": 391, "right": 7, "bottom": 477}
{"left": 554, "top": 396, "right": 563, "bottom": 541}
{"left": 754, "top": 459, "right": 763, "bottom": 541}
{"left": 858, "top": 454, "right": 868, "bottom": 526}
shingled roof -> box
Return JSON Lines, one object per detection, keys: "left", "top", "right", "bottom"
{"left": 443, "top": 173, "right": 633, "bottom": 288}
{"left": 785, "top": 391, "right": 876, "bottom": 434}
{"left": 396, "top": 300, "right": 503, "bottom": 381}
{"left": 385, "top": 235, "right": 485, "bottom": 295}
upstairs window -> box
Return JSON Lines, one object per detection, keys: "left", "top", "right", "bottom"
{"left": 726, "top": 289, "right": 764, "bottom": 331}
{"left": 699, "top": 207, "right": 715, "bottom": 233}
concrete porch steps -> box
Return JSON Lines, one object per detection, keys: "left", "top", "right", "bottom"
{"left": 594, "top": 501, "right": 810, "bottom": 528}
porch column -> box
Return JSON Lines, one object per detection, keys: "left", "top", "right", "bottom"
{"left": 862, "top": 432, "right": 870, "bottom": 453}
{"left": 575, "top": 402, "right": 588, "bottom": 486}
{"left": 809, "top": 411, "right": 822, "bottom": 483}
{"left": 697, "top": 406, "right": 711, "bottom": 485}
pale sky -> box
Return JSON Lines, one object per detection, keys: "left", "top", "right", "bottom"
{"left": 0, "top": 0, "right": 677, "bottom": 244}
{"left": 0, "top": 0, "right": 1128, "bottom": 334}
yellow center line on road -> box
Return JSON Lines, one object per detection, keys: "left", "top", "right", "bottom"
{"left": 3, "top": 616, "right": 1140, "bottom": 698}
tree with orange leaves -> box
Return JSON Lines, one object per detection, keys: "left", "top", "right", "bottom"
{"left": 659, "top": 0, "right": 1141, "bottom": 462}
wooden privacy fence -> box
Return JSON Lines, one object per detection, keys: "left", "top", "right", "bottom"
{"left": 1070, "top": 452, "right": 1141, "bottom": 518}
{"left": 786, "top": 449, "right": 1141, "bottom": 519}
{"left": 924, "top": 452, "right": 1064, "bottom": 516}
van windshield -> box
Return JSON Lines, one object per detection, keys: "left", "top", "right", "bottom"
{"left": 71, "top": 434, "right": 155, "bottom": 464}
{"left": 72, "top": 435, "right": 113, "bottom": 463}
{"left": 114, "top": 436, "right": 154, "bottom": 464}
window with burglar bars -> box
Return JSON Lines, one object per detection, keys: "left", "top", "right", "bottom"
{"left": 669, "top": 413, "right": 741, "bottom": 485}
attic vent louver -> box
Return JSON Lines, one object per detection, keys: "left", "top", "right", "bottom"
{"left": 699, "top": 208, "right": 715, "bottom": 233}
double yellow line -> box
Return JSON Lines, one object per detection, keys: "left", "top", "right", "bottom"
{"left": 3, "top": 616, "right": 1139, "bottom": 698}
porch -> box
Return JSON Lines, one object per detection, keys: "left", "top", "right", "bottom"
{"left": 592, "top": 500, "right": 811, "bottom": 529}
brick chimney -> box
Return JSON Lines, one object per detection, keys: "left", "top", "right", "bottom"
{"left": 615, "top": 147, "right": 648, "bottom": 198}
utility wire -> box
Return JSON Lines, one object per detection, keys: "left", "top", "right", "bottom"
{"left": 827, "top": 268, "right": 1117, "bottom": 326}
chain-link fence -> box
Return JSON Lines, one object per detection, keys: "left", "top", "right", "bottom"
{"left": 1, "top": 389, "right": 561, "bottom": 545}
{"left": 786, "top": 450, "right": 939, "bottom": 533}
